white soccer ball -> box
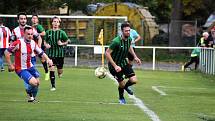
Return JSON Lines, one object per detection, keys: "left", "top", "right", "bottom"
{"left": 95, "top": 67, "right": 107, "bottom": 79}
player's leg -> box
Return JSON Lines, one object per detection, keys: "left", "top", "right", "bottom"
{"left": 56, "top": 57, "right": 64, "bottom": 78}
{"left": 41, "top": 58, "right": 49, "bottom": 80}
{"left": 0, "top": 48, "right": 5, "bottom": 71}
{"left": 194, "top": 56, "right": 200, "bottom": 70}
{"left": 109, "top": 68, "right": 126, "bottom": 104}
{"left": 184, "top": 57, "right": 194, "bottom": 69}
{"left": 124, "top": 65, "right": 136, "bottom": 95}
{"left": 17, "top": 69, "right": 38, "bottom": 102}
{"left": 28, "top": 67, "right": 41, "bottom": 100}
{"left": 49, "top": 57, "right": 56, "bottom": 91}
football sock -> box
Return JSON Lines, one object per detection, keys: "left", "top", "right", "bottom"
{"left": 42, "top": 61, "right": 48, "bottom": 73}
{"left": 32, "top": 86, "right": 38, "bottom": 98}
{"left": 50, "top": 71, "right": 55, "bottom": 88}
{"left": 118, "top": 87, "right": 124, "bottom": 99}
{"left": 0, "top": 57, "right": 3, "bottom": 68}
{"left": 124, "top": 80, "right": 134, "bottom": 89}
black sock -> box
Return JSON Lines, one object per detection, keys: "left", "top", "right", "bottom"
{"left": 50, "top": 71, "right": 55, "bottom": 88}
{"left": 118, "top": 87, "right": 124, "bottom": 99}
{"left": 124, "top": 80, "right": 134, "bottom": 90}
{"left": 42, "top": 61, "right": 48, "bottom": 73}
{"left": 25, "top": 89, "right": 33, "bottom": 97}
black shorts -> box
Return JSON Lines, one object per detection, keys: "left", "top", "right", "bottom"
{"left": 127, "top": 48, "right": 135, "bottom": 61}
{"left": 109, "top": 64, "right": 135, "bottom": 82}
{"left": 49, "top": 57, "right": 64, "bottom": 69}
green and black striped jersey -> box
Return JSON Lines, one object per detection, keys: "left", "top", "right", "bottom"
{"left": 45, "top": 29, "right": 68, "bottom": 57}
{"left": 108, "top": 36, "right": 131, "bottom": 69}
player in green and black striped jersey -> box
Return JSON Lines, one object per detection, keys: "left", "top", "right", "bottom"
{"left": 106, "top": 22, "right": 141, "bottom": 104}
{"left": 44, "top": 16, "right": 69, "bottom": 91}
{"left": 31, "top": 14, "right": 49, "bottom": 81}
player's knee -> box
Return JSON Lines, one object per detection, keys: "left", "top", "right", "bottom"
{"left": 129, "top": 76, "right": 138, "bottom": 84}
{"left": 29, "top": 78, "right": 39, "bottom": 87}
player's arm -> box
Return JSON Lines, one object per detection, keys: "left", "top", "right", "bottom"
{"left": 105, "top": 48, "right": 121, "bottom": 72}
{"left": 129, "top": 46, "right": 141, "bottom": 65}
{"left": 4, "top": 50, "right": 13, "bottom": 70}
{"left": 132, "top": 30, "right": 141, "bottom": 44}
{"left": 58, "top": 31, "right": 70, "bottom": 46}
{"left": 4, "top": 41, "right": 19, "bottom": 71}
{"left": 36, "top": 35, "right": 42, "bottom": 48}
{"left": 35, "top": 44, "right": 53, "bottom": 67}
{"left": 134, "top": 34, "right": 141, "bottom": 44}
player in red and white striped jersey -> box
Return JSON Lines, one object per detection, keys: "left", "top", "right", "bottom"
{"left": 5, "top": 26, "right": 53, "bottom": 102}
{"left": 0, "top": 18, "right": 11, "bottom": 71}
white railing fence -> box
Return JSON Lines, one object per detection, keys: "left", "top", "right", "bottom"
{"left": 64, "top": 45, "right": 214, "bottom": 74}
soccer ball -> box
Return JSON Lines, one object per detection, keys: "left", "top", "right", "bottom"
{"left": 95, "top": 67, "right": 107, "bottom": 79}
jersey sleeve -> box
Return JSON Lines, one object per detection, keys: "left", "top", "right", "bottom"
{"left": 7, "top": 40, "right": 20, "bottom": 53}
{"left": 109, "top": 40, "right": 119, "bottom": 51}
{"left": 37, "top": 25, "right": 45, "bottom": 33}
{"left": 34, "top": 43, "right": 44, "bottom": 57}
{"left": 131, "top": 29, "right": 139, "bottom": 38}
{"left": 61, "top": 30, "right": 68, "bottom": 42}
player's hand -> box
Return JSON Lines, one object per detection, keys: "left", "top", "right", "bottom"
{"left": 114, "top": 66, "right": 121, "bottom": 72}
{"left": 57, "top": 40, "right": 64, "bottom": 46}
{"left": 134, "top": 57, "right": 141, "bottom": 65}
{"left": 8, "top": 64, "right": 15, "bottom": 72}
{"left": 47, "top": 59, "right": 53, "bottom": 67}
{"left": 45, "top": 44, "right": 51, "bottom": 49}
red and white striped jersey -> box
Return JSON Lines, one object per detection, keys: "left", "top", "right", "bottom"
{"left": 12, "top": 26, "right": 39, "bottom": 57}
{"left": 0, "top": 25, "right": 11, "bottom": 48}
{"left": 12, "top": 25, "right": 39, "bottom": 39}
{"left": 7, "top": 38, "right": 43, "bottom": 72}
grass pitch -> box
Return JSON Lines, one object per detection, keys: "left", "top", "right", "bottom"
{"left": 0, "top": 67, "right": 215, "bottom": 121}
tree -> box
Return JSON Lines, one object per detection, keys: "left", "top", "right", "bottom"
{"left": 169, "top": 0, "right": 183, "bottom": 47}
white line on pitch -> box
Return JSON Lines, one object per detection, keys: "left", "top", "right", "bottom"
{"left": 157, "top": 86, "right": 207, "bottom": 90}
{"left": 2, "top": 100, "right": 135, "bottom": 105}
{"left": 106, "top": 73, "right": 161, "bottom": 121}
{"left": 152, "top": 86, "right": 167, "bottom": 96}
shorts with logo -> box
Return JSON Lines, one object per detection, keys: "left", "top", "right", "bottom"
{"left": 109, "top": 64, "right": 135, "bottom": 82}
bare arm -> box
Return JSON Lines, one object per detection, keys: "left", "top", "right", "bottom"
{"left": 4, "top": 50, "right": 14, "bottom": 72}
{"left": 58, "top": 39, "right": 70, "bottom": 46}
{"left": 4, "top": 50, "right": 12, "bottom": 66}
{"left": 134, "top": 35, "right": 141, "bottom": 44}
{"left": 129, "top": 46, "right": 141, "bottom": 65}
{"left": 37, "top": 36, "right": 42, "bottom": 48}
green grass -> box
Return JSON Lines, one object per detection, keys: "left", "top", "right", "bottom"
{"left": 0, "top": 68, "right": 215, "bottom": 121}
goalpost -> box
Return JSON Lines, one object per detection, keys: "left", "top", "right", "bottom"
{"left": 0, "top": 14, "right": 127, "bottom": 66}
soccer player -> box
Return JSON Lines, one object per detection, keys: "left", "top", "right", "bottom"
{"left": 11, "top": 12, "right": 42, "bottom": 101}
{"left": 183, "top": 48, "right": 200, "bottom": 71}
{"left": 0, "top": 18, "right": 11, "bottom": 71}
{"left": 4, "top": 26, "right": 53, "bottom": 102}
{"left": 31, "top": 14, "right": 49, "bottom": 81}
{"left": 105, "top": 22, "right": 141, "bottom": 104}
{"left": 44, "top": 16, "right": 69, "bottom": 91}
{"left": 126, "top": 21, "right": 141, "bottom": 66}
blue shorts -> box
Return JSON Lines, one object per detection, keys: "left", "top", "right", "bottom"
{"left": 0, "top": 48, "right": 6, "bottom": 57}
{"left": 31, "top": 56, "right": 36, "bottom": 66}
{"left": 17, "top": 67, "right": 40, "bottom": 84}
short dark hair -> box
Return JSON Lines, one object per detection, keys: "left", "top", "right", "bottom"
{"left": 121, "top": 22, "right": 130, "bottom": 31}
{"left": 51, "top": 16, "right": 61, "bottom": 23}
{"left": 24, "top": 26, "right": 32, "bottom": 32}
{"left": 17, "top": 12, "right": 27, "bottom": 19}
{"left": 32, "top": 14, "right": 38, "bottom": 18}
